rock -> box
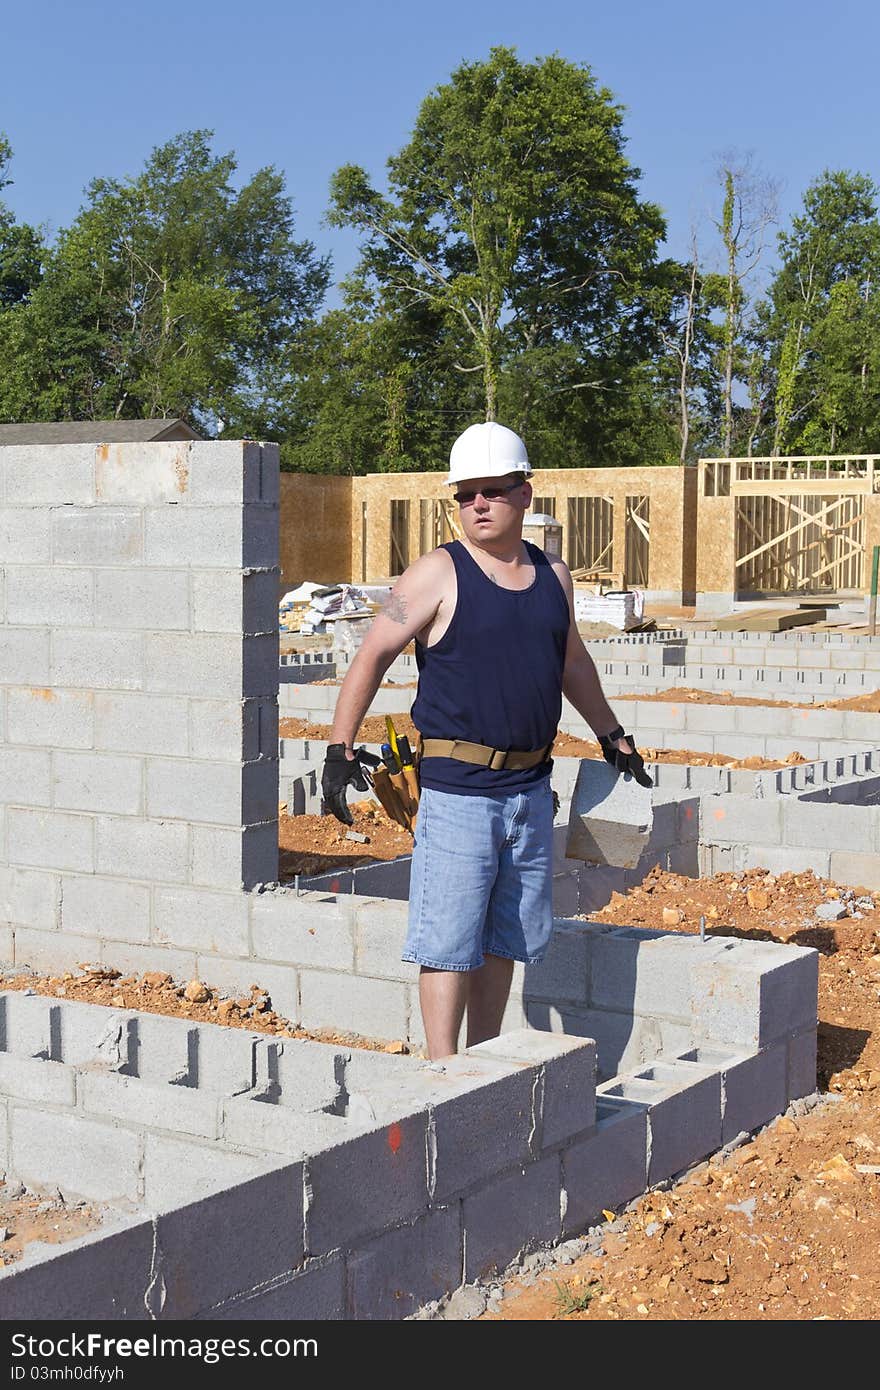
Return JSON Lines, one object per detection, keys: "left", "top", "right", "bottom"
{"left": 816, "top": 901, "right": 847, "bottom": 921}
{"left": 443, "top": 1286, "right": 487, "bottom": 1320}
{"left": 766, "top": 1277, "right": 787, "bottom": 1297}
{"left": 0, "top": 1228, "right": 7, "bottom": 1242}
{"left": 216, "top": 999, "right": 238, "bottom": 1020}
{"left": 692, "top": 1260, "right": 728, "bottom": 1283}
{"left": 142, "top": 972, "right": 172, "bottom": 988}
{"left": 383, "top": 1040, "right": 408, "bottom": 1054}
{"left": 747, "top": 888, "right": 769, "bottom": 910}
{"left": 816, "top": 1153, "right": 856, "bottom": 1183}
{"left": 183, "top": 979, "right": 210, "bottom": 1004}
{"left": 662, "top": 906, "right": 683, "bottom": 927}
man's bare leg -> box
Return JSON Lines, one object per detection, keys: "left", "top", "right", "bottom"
{"left": 466, "top": 953, "right": 514, "bottom": 1048}
{"left": 419, "top": 966, "right": 469, "bottom": 1060}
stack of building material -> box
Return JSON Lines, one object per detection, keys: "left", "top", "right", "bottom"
{"left": 574, "top": 589, "right": 638, "bottom": 630}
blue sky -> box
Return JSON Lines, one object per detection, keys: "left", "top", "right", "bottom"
{"left": 4, "top": 0, "right": 878, "bottom": 303}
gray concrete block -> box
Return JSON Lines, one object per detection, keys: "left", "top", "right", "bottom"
{"left": 306, "top": 1112, "right": 430, "bottom": 1254}
{"left": 561, "top": 1099, "right": 649, "bottom": 1235}
{"left": 350, "top": 857, "right": 412, "bottom": 899}
{"left": 8, "top": 686, "right": 93, "bottom": 750}
{"left": 141, "top": 1132, "right": 273, "bottom": 1210}
{"left": 194, "top": 955, "right": 299, "bottom": 1027}
{"left": 0, "top": 867, "right": 59, "bottom": 930}
{"left": 463, "top": 1154, "right": 562, "bottom": 1280}
{"left": 95, "top": 567, "right": 190, "bottom": 631}
{"left": 242, "top": 633, "right": 280, "bottom": 698}
{"left": 788, "top": 1027, "right": 817, "bottom": 1100}
{"left": 185, "top": 440, "right": 252, "bottom": 504}
{"left": 221, "top": 1096, "right": 353, "bottom": 1155}
{"left": 0, "top": 989, "right": 54, "bottom": 1056}
{"left": 469, "top": 1031, "right": 597, "bottom": 1148}
{"left": 53, "top": 751, "right": 143, "bottom": 815}
{"left": 577, "top": 864, "right": 627, "bottom": 913}
{"left": 188, "top": 699, "right": 243, "bottom": 762}
{"left": 602, "top": 1061, "right": 722, "bottom": 1183}
{"left": 61, "top": 874, "right": 150, "bottom": 943}
{"left": 591, "top": 928, "right": 733, "bottom": 1021}
{"left": 552, "top": 872, "right": 581, "bottom": 917}
{"left": 0, "top": 628, "right": 51, "bottom": 685}
{"left": 210, "top": 1256, "right": 345, "bottom": 1321}
{"left": 0, "top": 747, "right": 52, "bottom": 806}
{"left": 346, "top": 1205, "right": 462, "bottom": 1320}
{"left": 242, "top": 820, "right": 279, "bottom": 890}
{"left": 526, "top": 1000, "right": 670, "bottom": 1081}
{"left": 98, "top": 938, "right": 196, "bottom": 984}
{"left": 677, "top": 1043, "right": 787, "bottom": 1142}
{"left": 0, "top": 1216, "right": 156, "bottom": 1320}
{"left": 0, "top": 508, "right": 52, "bottom": 562}
{"left": 829, "top": 850, "right": 880, "bottom": 890}
{"left": 299, "top": 970, "right": 407, "bottom": 1042}
{"left": 94, "top": 439, "right": 191, "bottom": 503}
{"left": 242, "top": 756, "right": 278, "bottom": 825}
{"left": 156, "top": 1162, "right": 304, "bottom": 1318}
{"left": 354, "top": 900, "right": 414, "bottom": 981}
{"left": 783, "top": 800, "right": 876, "bottom": 854}
{"left": 198, "top": 1025, "right": 263, "bottom": 1097}
{"left": 146, "top": 757, "right": 242, "bottom": 825}
{"left": 96, "top": 816, "right": 189, "bottom": 882}
{"left": 428, "top": 1061, "right": 537, "bottom": 1201}
{"left": 8, "top": 808, "right": 94, "bottom": 872}
{"left": 523, "top": 921, "right": 596, "bottom": 1005}
{"left": 94, "top": 691, "right": 189, "bottom": 756}
{"left": 190, "top": 826, "right": 247, "bottom": 890}
{"left": 53, "top": 508, "right": 143, "bottom": 565}
{"left": 12, "top": 925, "right": 102, "bottom": 975}
{"left": 153, "top": 887, "right": 249, "bottom": 958}
{"left": 0, "top": 1052, "right": 75, "bottom": 1105}
{"left": 691, "top": 943, "right": 817, "bottom": 1049}
{"left": 80, "top": 1070, "right": 220, "bottom": 1139}
{"left": 53, "top": 629, "right": 144, "bottom": 691}
{"left": 6, "top": 566, "right": 93, "bottom": 626}
{"left": 144, "top": 633, "right": 242, "bottom": 698}
{"left": 56, "top": 1000, "right": 136, "bottom": 1072}
{"left": 252, "top": 895, "right": 355, "bottom": 972}
{"left": 701, "top": 794, "right": 782, "bottom": 846}
{"left": 144, "top": 506, "right": 244, "bottom": 568}
{"left": 566, "top": 759, "right": 653, "bottom": 868}
{"left": 271, "top": 1036, "right": 343, "bottom": 1112}
{"left": 4, "top": 445, "right": 96, "bottom": 505}
{"left": 131, "top": 1010, "right": 193, "bottom": 1085}
{"left": 10, "top": 1106, "right": 141, "bottom": 1203}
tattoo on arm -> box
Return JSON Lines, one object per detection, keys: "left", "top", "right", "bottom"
{"left": 381, "top": 592, "right": 408, "bottom": 625}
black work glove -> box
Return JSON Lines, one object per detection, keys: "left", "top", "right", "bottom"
{"left": 598, "top": 728, "right": 654, "bottom": 789}
{"left": 321, "top": 744, "right": 381, "bottom": 825}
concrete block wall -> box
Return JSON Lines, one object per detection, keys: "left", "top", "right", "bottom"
{"left": 0, "top": 441, "right": 281, "bottom": 980}
{"left": 699, "top": 790, "right": 880, "bottom": 885}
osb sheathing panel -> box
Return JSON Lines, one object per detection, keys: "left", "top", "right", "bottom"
{"left": 865, "top": 497, "right": 880, "bottom": 593}
{"left": 696, "top": 495, "right": 736, "bottom": 594}
{"left": 279, "top": 474, "right": 352, "bottom": 587}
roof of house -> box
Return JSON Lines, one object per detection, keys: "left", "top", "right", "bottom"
{"left": 0, "top": 419, "right": 202, "bottom": 445}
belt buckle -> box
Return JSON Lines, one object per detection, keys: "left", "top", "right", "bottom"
{"left": 489, "top": 748, "right": 507, "bottom": 771}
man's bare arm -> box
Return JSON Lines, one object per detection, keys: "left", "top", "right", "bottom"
{"left": 329, "top": 550, "right": 449, "bottom": 756}
{"left": 551, "top": 560, "right": 632, "bottom": 750}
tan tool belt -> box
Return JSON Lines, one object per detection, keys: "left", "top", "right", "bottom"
{"left": 418, "top": 736, "right": 554, "bottom": 772}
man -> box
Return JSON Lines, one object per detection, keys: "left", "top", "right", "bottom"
{"left": 322, "top": 422, "right": 650, "bottom": 1060}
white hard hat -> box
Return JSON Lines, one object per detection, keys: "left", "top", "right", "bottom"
{"left": 446, "top": 422, "right": 531, "bottom": 486}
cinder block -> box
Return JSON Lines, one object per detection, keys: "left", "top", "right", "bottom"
{"left": 0, "top": 508, "right": 52, "bottom": 562}
{"left": 677, "top": 1044, "right": 787, "bottom": 1142}
{"left": 8, "top": 808, "right": 94, "bottom": 872}
{"left": 94, "top": 691, "right": 189, "bottom": 756}
{"left": 241, "top": 756, "right": 278, "bottom": 825}
{"left": 4, "top": 445, "right": 96, "bottom": 505}
{"left": 299, "top": 971, "right": 407, "bottom": 1041}
{"left": 829, "top": 850, "right": 880, "bottom": 890}
{"left": 192, "top": 569, "right": 244, "bottom": 634}
{"left": 242, "top": 506, "right": 278, "bottom": 569}
{"left": 95, "top": 568, "right": 189, "bottom": 630}
{"left": 130, "top": 1010, "right": 193, "bottom": 1085}
{"left": 552, "top": 872, "right": 580, "bottom": 916}
{"left": 221, "top": 1096, "right": 352, "bottom": 1155}
{"left": 684, "top": 704, "right": 738, "bottom": 734}
{"left": 8, "top": 686, "right": 93, "bottom": 749}
{"left": 144, "top": 506, "right": 244, "bottom": 568}
{"left": 463, "top": 1154, "right": 562, "bottom": 1280}
{"left": 191, "top": 826, "right": 246, "bottom": 890}
{"left": 98, "top": 939, "right": 196, "bottom": 985}
{"left": 198, "top": 1025, "right": 262, "bottom": 1097}
{"left": 0, "top": 747, "right": 52, "bottom": 806}
{"left": 155, "top": 1162, "right": 304, "bottom": 1318}
{"left": 0, "top": 1217, "right": 156, "bottom": 1320}
{"left": 242, "top": 633, "right": 279, "bottom": 698}
{"left": 10, "top": 1107, "right": 140, "bottom": 1203}
{"left": 346, "top": 1206, "right": 462, "bottom": 1321}
{"left": 6, "top": 566, "right": 93, "bottom": 626}
{"left": 153, "top": 886, "right": 249, "bottom": 958}
{"left": 252, "top": 895, "right": 355, "bottom": 972}
{"left": 0, "top": 989, "right": 54, "bottom": 1057}
{"left": 144, "top": 633, "right": 242, "bottom": 698}
{"left": 601, "top": 1061, "right": 721, "bottom": 1183}
{"left": 193, "top": 956, "right": 299, "bottom": 1027}
{"left": 469, "top": 1031, "right": 597, "bottom": 1148}
{"left": 701, "top": 795, "right": 782, "bottom": 846}
{"left": 561, "top": 1099, "right": 649, "bottom": 1234}
{"left": 242, "top": 568, "right": 282, "bottom": 637}
{"left": 731, "top": 844, "right": 830, "bottom": 878}
{"left": 525, "top": 1000, "right": 667, "bottom": 1081}
{"left": 0, "top": 867, "right": 59, "bottom": 931}
{"left": 271, "top": 1036, "right": 343, "bottom": 1112}
{"left": 56, "top": 999, "right": 136, "bottom": 1072}
{"left": 60, "top": 874, "right": 150, "bottom": 944}
{"left": 95, "top": 440, "right": 192, "bottom": 504}
{"left": 12, "top": 925, "right": 102, "bottom": 975}
{"left": 0, "top": 629, "right": 51, "bottom": 685}
{"left": 591, "top": 928, "right": 730, "bottom": 1021}
{"left": 186, "top": 440, "right": 254, "bottom": 504}
{"left": 188, "top": 699, "right": 243, "bottom": 761}
{"left": 80, "top": 1070, "right": 220, "bottom": 1139}
{"left": 141, "top": 1132, "right": 273, "bottom": 1210}
{"left": 566, "top": 759, "right": 653, "bottom": 868}
{"left": 211, "top": 1256, "right": 345, "bottom": 1321}
{"left": 53, "top": 751, "right": 143, "bottom": 815}
{"left": 243, "top": 821, "right": 279, "bottom": 889}
{"left": 52, "top": 629, "right": 144, "bottom": 691}
{"left": 577, "top": 864, "right": 627, "bottom": 913}
{"left": 350, "top": 857, "right": 412, "bottom": 899}
{"left": 354, "top": 900, "right": 413, "bottom": 980}
{"left": 306, "top": 1112, "right": 430, "bottom": 1255}
{"left": 53, "top": 509, "right": 142, "bottom": 565}
{"left": 783, "top": 800, "right": 875, "bottom": 853}
{"left": 523, "top": 922, "right": 595, "bottom": 1005}
{"left": 0, "top": 1053, "right": 75, "bottom": 1105}
{"left": 788, "top": 1027, "right": 817, "bottom": 1100}
{"left": 244, "top": 697, "right": 279, "bottom": 762}
{"left": 692, "top": 943, "right": 818, "bottom": 1049}
{"left": 426, "top": 1061, "right": 537, "bottom": 1201}
{"left": 96, "top": 816, "right": 189, "bottom": 882}
{"left": 146, "top": 757, "right": 242, "bottom": 825}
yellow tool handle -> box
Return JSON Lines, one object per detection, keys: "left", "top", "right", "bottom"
{"left": 385, "top": 715, "right": 401, "bottom": 765}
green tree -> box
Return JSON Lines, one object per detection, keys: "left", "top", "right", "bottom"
{"left": 327, "top": 47, "right": 671, "bottom": 466}
{"left": 0, "top": 136, "right": 44, "bottom": 310}
{"left": 0, "top": 131, "right": 329, "bottom": 431}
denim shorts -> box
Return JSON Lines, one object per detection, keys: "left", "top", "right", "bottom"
{"left": 402, "top": 778, "right": 554, "bottom": 971}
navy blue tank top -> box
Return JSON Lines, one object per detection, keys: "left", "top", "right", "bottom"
{"left": 411, "top": 540, "right": 570, "bottom": 795}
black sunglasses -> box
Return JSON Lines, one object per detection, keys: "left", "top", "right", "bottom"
{"left": 453, "top": 480, "right": 523, "bottom": 506}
